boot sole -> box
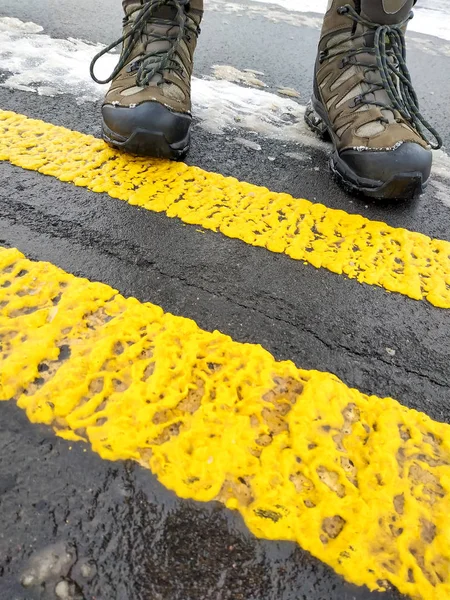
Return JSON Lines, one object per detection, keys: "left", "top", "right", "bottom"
{"left": 304, "top": 98, "right": 426, "bottom": 201}
{"left": 101, "top": 101, "right": 192, "bottom": 160}
{"left": 102, "top": 122, "right": 190, "bottom": 160}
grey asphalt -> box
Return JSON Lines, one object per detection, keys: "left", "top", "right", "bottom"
{"left": 0, "top": 1, "right": 449, "bottom": 599}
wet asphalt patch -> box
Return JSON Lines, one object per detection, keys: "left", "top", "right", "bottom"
{"left": 0, "top": 402, "right": 407, "bottom": 600}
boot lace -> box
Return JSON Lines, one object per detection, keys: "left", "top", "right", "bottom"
{"left": 90, "top": 0, "right": 198, "bottom": 87}
{"left": 320, "top": 4, "right": 442, "bottom": 149}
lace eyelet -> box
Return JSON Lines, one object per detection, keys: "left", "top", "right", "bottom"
{"left": 337, "top": 6, "right": 350, "bottom": 15}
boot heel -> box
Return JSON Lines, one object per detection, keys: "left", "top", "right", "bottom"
{"left": 304, "top": 101, "right": 330, "bottom": 140}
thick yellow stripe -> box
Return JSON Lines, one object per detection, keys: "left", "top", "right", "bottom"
{"left": 1, "top": 247, "right": 449, "bottom": 599}
{"left": 0, "top": 109, "right": 449, "bottom": 309}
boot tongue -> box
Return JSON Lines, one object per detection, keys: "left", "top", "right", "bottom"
{"left": 125, "top": 1, "right": 178, "bottom": 21}
{"left": 360, "top": 0, "right": 414, "bottom": 25}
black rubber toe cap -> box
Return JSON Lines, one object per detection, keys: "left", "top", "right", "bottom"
{"left": 333, "top": 142, "right": 433, "bottom": 200}
{"left": 102, "top": 101, "right": 192, "bottom": 158}
{"left": 339, "top": 142, "right": 433, "bottom": 187}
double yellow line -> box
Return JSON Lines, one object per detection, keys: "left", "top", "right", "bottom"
{"left": 0, "top": 109, "right": 449, "bottom": 308}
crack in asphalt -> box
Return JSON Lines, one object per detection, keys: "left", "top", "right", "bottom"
{"left": 1, "top": 196, "right": 449, "bottom": 400}
{"left": 228, "top": 295, "right": 450, "bottom": 390}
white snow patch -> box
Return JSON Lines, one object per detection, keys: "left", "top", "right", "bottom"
{"left": 211, "top": 64, "right": 266, "bottom": 87}
{"left": 410, "top": 1, "right": 450, "bottom": 42}
{"left": 278, "top": 87, "right": 301, "bottom": 98}
{"left": 431, "top": 148, "right": 450, "bottom": 181}
{"left": 429, "top": 179, "right": 450, "bottom": 208}
{"left": 194, "top": 77, "right": 325, "bottom": 146}
{"left": 0, "top": 16, "right": 43, "bottom": 34}
{"left": 0, "top": 17, "right": 114, "bottom": 102}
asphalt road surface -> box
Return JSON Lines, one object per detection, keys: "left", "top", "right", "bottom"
{"left": 0, "top": 1, "right": 449, "bottom": 600}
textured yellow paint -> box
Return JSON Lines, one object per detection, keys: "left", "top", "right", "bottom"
{"left": 1, "top": 247, "right": 449, "bottom": 600}
{"left": 0, "top": 109, "right": 449, "bottom": 308}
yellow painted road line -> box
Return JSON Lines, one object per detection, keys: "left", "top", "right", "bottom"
{"left": 1, "top": 247, "right": 449, "bottom": 600}
{"left": 0, "top": 109, "right": 449, "bottom": 309}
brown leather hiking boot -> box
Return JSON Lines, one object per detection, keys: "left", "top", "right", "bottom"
{"left": 305, "top": 0, "right": 442, "bottom": 200}
{"left": 90, "top": 0, "right": 203, "bottom": 158}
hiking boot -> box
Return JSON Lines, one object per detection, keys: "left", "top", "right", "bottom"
{"left": 90, "top": 0, "right": 203, "bottom": 159}
{"left": 305, "top": 0, "right": 442, "bottom": 200}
